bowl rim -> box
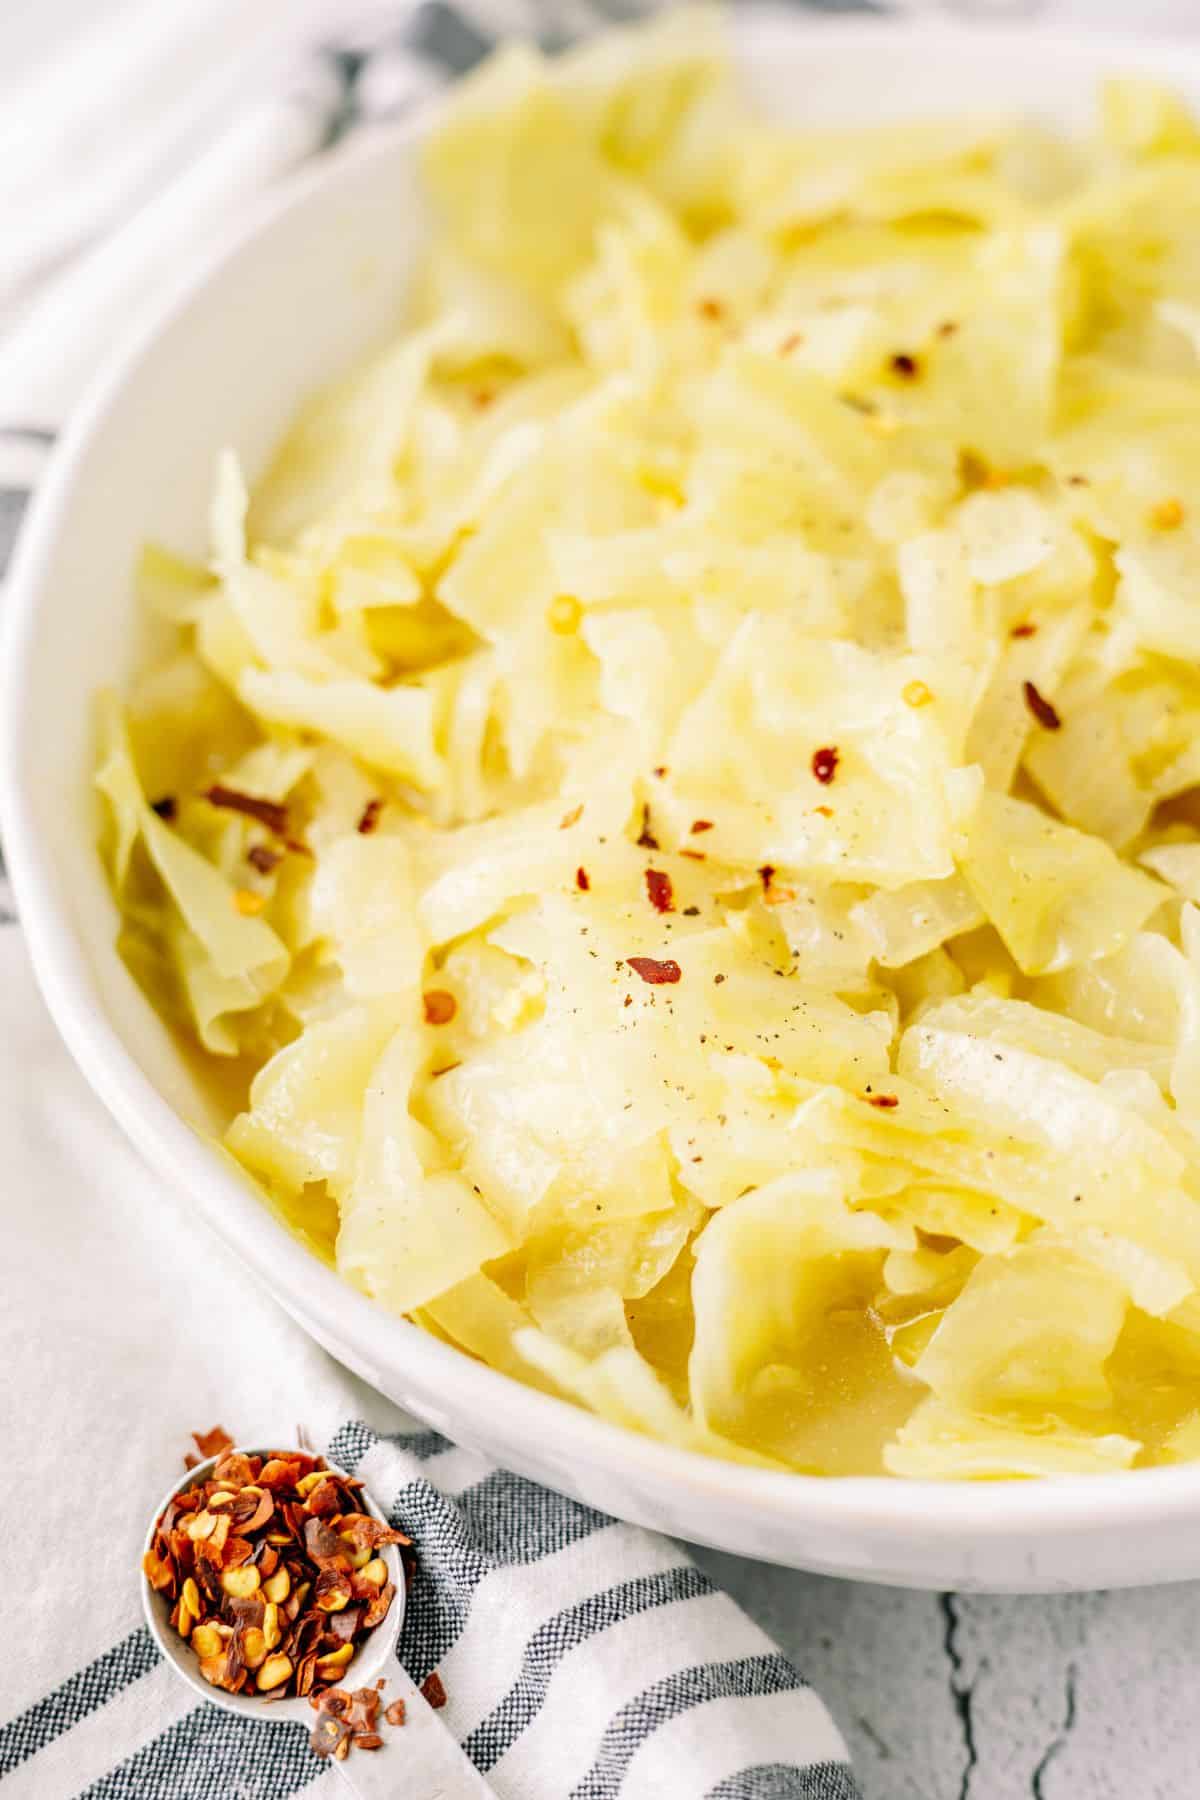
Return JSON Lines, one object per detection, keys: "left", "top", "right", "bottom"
{"left": 7, "top": 9, "right": 1200, "bottom": 1549}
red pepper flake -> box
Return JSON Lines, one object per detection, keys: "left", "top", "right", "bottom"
{"left": 150, "top": 1440, "right": 409, "bottom": 1711}
{"left": 560, "top": 804, "right": 583, "bottom": 830}
{"left": 866, "top": 1093, "right": 899, "bottom": 1109}
{"left": 713, "top": 973, "right": 726, "bottom": 985}
{"left": 890, "top": 351, "right": 920, "bottom": 379}
{"left": 682, "top": 905, "right": 701, "bottom": 917}
{"left": 758, "top": 865, "right": 796, "bottom": 906}
{"left": 636, "top": 805, "right": 659, "bottom": 850}
{"left": 204, "top": 784, "right": 289, "bottom": 836}
{"left": 150, "top": 795, "right": 177, "bottom": 822}
{"left": 1065, "top": 473, "right": 1090, "bottom": 488}
{"left": 357, "top": 798, "right": 384, "bottom": 835}
{"left": 678, "top": 848, "right": 706, "bottom": 861}
{"left": 697, "top": 297, "right": 726, "bottom": 323}
{"left": 811, "top": 746, "right": 839, "bottom": 785}
{"left": 247, "top": 843, "right": 282, "bottom": 876}
{"left": 623, "top": 994, "right": 633, "bottom": 1008}
{"left": 420, "top": 1671, "right": 447, "bottom": 1711}
{"left": 779, "top": 332, "right": 804, "bottom": 356}
{"left": 576, "top": 866, "right": 591, "bottom": 892}
{"left": 690, "top": 819, "right": 714, "bottom": 834}
{"left": 310, "top": 1685, "right": 389, "bottom": 1759}
{"left": 1022, "top": 679, "right": 1061, "bottom": 731}
{"left": 936, "top": 320, "right": 959, "bottom": 339}
{"left": 191, "top": 1425, "right": 234, "bottom": 1460}
{"left": 652, "top": 766, "right": 668, "bottom": 779}
{"left": 1010, "top": 621, "right": 1037, "bottom": 639}
{"left": 423, "top": 990, "right": 457, "bottom": 1025}
{"left": 813, "top": 804, "right": 834, "bottom": 819}
{"left": 645, "top": 869, "right": 674, "bottom": 914}
{"left": 627, "top": 956, "right": 682, "bottom": 986}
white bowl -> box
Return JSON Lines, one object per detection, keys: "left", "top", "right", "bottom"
{"left": 6, "top": 12, "right": 1200, "bottom": 1594}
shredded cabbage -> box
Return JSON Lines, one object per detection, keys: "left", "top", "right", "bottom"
{"left": 98, "top": 11, "right": 1200, "bottom": 1478}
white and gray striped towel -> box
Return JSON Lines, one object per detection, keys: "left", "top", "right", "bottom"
{"left": 0, "top": 2, "right": 861, "bottom": 1796}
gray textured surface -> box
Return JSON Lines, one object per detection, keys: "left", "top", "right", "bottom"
{"left": 692, "top": 1549, "right": 1200, "bottom": 1798}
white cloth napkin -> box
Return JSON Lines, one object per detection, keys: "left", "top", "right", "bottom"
{"left": 0, "top": 4, "right": 860, "bottom": 1796}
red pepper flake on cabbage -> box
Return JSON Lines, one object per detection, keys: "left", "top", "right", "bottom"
{"left": 811, "top": 746, "right": 839, "bottom": 785}
{"left": 1022, "top": 680, "right": 1061, "bottom": 730}
{"left": 636, "top": 804, "right": 659, "bottom": 850}
{"left": 204, "top": 784, "right": 289, "bottom": 836}
{"left": 423, "top": 990, "right": 457, "bottom": 1025}
{"left": 627, "top": 956, "right": 682, "bottom": 985}
{"left": 645, "top": 869, "right": 674, "bottom": 913}
{"left": 247, "top": 844, "right": 282, "bottom": 875}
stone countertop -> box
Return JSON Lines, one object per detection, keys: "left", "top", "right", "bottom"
{"left": 694, "top": 1548, "right": 1198, "bottom": 1797}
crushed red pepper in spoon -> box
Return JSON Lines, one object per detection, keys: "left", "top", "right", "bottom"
{"left": 143, "top": 1447, "right": 410, "bottom": 1704}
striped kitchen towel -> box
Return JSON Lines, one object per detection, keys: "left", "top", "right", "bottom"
{"left": 0, "top": 3, "right": 861, "bottom": 1795}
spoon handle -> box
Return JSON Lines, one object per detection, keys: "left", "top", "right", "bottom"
{"left": 326, "top": 1673, "right": 495, "bottom": 1798}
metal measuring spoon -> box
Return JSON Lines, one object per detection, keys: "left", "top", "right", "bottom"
{"left": 142, "top": 1446, "right": 492, "bottom": 1798}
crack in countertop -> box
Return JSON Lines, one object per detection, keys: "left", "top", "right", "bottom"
{"left": 940, "top": 1593, "right": 979, "bottom": 1800}
{"left": 1030, "top": 1661, "right": 1078, "bottom": 1800}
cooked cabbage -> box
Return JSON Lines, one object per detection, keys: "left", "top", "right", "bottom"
{"left": 98, "top": 11, "right": 1200, "bottom": 1478}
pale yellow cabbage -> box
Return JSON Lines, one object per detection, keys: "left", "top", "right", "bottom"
{"left": 97, "top": 13, "right": 1200, "bottom": 1478}
{"left": 337, "top": 1026, "right": 512, "bottom": 1313}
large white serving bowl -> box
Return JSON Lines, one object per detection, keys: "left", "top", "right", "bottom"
{"left": 6, "top": 12, "right": 1200, "bottom": 1594}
